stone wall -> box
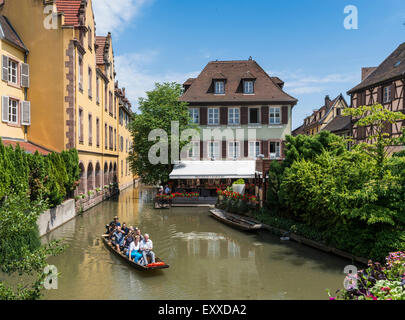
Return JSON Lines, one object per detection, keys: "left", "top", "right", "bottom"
{"left": 37, "top": 199, "right": 76, "bottom": 237}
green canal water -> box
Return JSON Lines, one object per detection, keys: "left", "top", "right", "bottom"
{"left": 41, "top": 186, "right": 354, "bottom": 300}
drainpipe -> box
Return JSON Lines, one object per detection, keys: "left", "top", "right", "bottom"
{"left": 24, "top": 52, "right": 28, "bottom": 140}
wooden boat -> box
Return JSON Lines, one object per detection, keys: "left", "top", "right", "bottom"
{"left": 154, "top": 197, "right": 172, "bottom": 209}
{"left": 101, "top": 234, "right": 169, "bottom": 271}
{"left": 209, "top": 209, "right": 262, "bottom": 232}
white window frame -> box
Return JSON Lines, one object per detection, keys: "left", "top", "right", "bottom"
{"left": 244, "top": 80, "right": 254, "bottom": 94}
{"left": 188, "top": 141, "right": 200, "bottom": 158}
{"left": 214, "top": 81, "right": 225, "bottom": 94}
{"left": 228, "top": 141, "right": 240, "bottom": 159}
{"left": 208, "top": 141, "right": 220, "bottom": 159}
{"left": 248, "top": 107, "right": 260, "bottom": 124}
{"left": 248, "top": 141, "right": 261, "bottom": 159}
{"left": 269, "top": 107, "right": 281, "bottom": 125}
{"left": 269, "top": 141, "right": 281, "bottom": 159}
{"left": 8, "top": 98, "right": 18, "bottom": 124}
{"left": 383, "top": 86, "right": 391, "bottom": 104}
{"left": 208, "top": 108, "right": 219, "bottom": 125}
{"left": 189, "top": 108, "right": 199, "bottom": 124}
{"left": 228, "top": 108, "right": 240, "bottom": 125}
{"left": 8, "top": 59, "right": 18, "bottom": 84}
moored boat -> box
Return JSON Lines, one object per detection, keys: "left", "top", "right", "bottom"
{"left": 209, "top": 209, "right": 262, "bottom": 232}
{"left": 101, "top": 234, "right": 169, "bottom": 271}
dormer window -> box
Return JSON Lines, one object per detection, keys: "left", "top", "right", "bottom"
{"left": 215, "top": 81, "right": 225, "bottom": 94}
{"left": 244, "top": 80, "right": 254, "bottom": 94}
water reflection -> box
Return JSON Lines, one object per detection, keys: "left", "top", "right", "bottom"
{"left": 42, "top": 186, "right": 354, "bottom": 300}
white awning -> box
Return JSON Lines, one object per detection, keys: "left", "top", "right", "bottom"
{"left": 169, "top": 161, "right": 256, "bottom": 179}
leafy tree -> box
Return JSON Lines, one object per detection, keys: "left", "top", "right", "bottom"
{"left": 129, "top": 82, "right": 198, "bottom": 185}
{"left": 343, "top": 104, "right": 405, "bottom": 179}
{"left": 0, "top": 193, "right": 65, "bottom": 300}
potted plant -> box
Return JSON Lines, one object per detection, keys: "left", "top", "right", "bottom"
{"left": 232, "top": 179, "right": 246, "bottom": 195}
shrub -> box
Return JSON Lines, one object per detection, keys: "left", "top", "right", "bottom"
{"left": 233, "top": 179, "right": 245, "bottom": 185}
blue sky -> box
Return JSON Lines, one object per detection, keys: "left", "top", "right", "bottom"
{"left": 93, "top": 0, "right": 405, "bottom": 129}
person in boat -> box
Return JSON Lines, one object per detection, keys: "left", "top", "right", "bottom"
{"left": 122, "top": 223, "right": 129, "bottom": 235}
{"left": 127, "top": 235, "right": 143, "bottom": 263}
{"left": 135, "top": 228, "right": 144, "bottom": 242}
{"left": 112, "top": 226, "right": 126, "bottom": 252}
{"left": 139, "top": 233, "right": 155, "bottom": 266}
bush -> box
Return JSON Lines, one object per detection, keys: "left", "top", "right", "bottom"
{"left": 233, "top": 179, "right": 245, "bottom": 185}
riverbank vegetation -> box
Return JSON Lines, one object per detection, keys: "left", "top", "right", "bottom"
{"left": 0, "top": 139, "right": 75, "bottom": 299}
{"left": 257, "top": 105, "right": 405, "bottom": 262}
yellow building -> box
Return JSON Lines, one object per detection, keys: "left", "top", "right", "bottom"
{"left": 0, "top": 0, "right": 136, "bottom": 200}
{"left": 292, "top": 94, "right": 350, "bottom": 137}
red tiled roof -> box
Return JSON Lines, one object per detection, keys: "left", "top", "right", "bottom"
{"left": 2, "top": 140, "right": 51, "bottom": 155}
{"left": 96, "top": 36, "right": 107, "bottom": 65}
{"left": 55, "top": 0, "right": 82, "bottom": 26}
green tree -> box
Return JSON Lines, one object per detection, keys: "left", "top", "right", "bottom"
{"left": 0, "top": 194, "right": 65, "bottom": 300}
{"left": 129, "top": 82, "right": 198, "bottom": 185}
{"left": 343, "top": 104, "right": 405, "bottom": 179}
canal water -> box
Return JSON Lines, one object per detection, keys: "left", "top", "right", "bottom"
{"left": 42, "top": 186, "right": 352, "bottom": 300}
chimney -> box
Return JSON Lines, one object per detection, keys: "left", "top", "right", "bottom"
{"left": 325, "top": 95, "right": 331, "bottom": 108}
{"left": 122, "top": 88, "right": 125, "bottom": 96}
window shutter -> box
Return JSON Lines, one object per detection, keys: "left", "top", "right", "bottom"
{"left": 2, "top": 55, "right": 8, "bottom": 82}
{"left": 20, "top": 63, "right": 29, "bottom": 88}
{"left": 2, "top": 96, "right": 9, "bottom": 122}
{"left": 200, "top": 140, "right": 204, "bottom": 160}
{"left": 262, "top": 140, "right": 269, "bottom": 158}
{"left": 281, "top": 106, "right": 289, "bottom": 124}
{"left": 200, "top": 107, "right": 207, "bottom": 125}
{"left": 261, "top": 106, "right": 269, "bottom": 125}
{"left": 220, "top": 107, "right": 227, "bottom": 125}
{"left": 241, "top": 107, "right": 248, "bottom": 125}
{"left": 244, "top": 140, "right": 249, "bottom": 158}
{"left": 377, "top": 87, "right": 383, "bottom": 104}
{"left": 21, "top": 101, "right": 31, "bottom": 125}
{"left": 222, "top": 140, "right": 227, "bottom": 159}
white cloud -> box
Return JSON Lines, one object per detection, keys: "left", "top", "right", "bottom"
{"left": 269, "top": 70, "right": 358, "bottom": 95}
{"left": 115, "top": 51, "right": 199, "bottom": 111}
{"left": 92, "top": 0, "right": 153, "bottom": 35}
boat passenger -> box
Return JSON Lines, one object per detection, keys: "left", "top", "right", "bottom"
{"left": 109, "top": 216, "right": 121, "bottom": 228}
{"left": 122, "top": 223, "right": 129, "bottom": 235}
{"left": 135, "top": 228, "right": 144, "bottom": 241}
{"left": 127, "top": 235, "right": 143, "bottom": 263}
{"left": 112, "top": 226, "right": 126, "bottom": 252}
{"left": 140, "top": 233, "right": 155, "bottom": 266}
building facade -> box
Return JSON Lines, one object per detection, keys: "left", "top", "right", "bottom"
{"left": 292, "top": 94, "right": 349, "bottom": 137}
{"left": 179, "top": 59, "right": 297, "bottom": 161}
{"left": 347, "top": 42, "right": 405, "bottom": 153}
{"left": 0, "top": 0, "right": 136, "bottom": 198}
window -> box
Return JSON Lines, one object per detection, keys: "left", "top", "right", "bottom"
{"left": 104, "top": 85, "right": 108, "bottom": 111}
{"left": 88, "top": 67, "right": 92, "bottom": 98}
{"left": 188, "top": 141, "right": 200, "bottom": 158}
{"left": 105, "top": 123, "right": 108, "bottom": 149}
{"left": 244, "top": 80, "right": 254, "bottom": 94}
{"left": 383, "top": 86, "right": 392, "bottom": 103}
{"left": 208, "top": 108, "right": 219, "bottom": 125}
{"left": 228, "top": 108, "right": 240, "bottom": 125}
{"left": 336, "top": 108, "right": 341, "bottom": 116}
{"left": 8, "top": 59, "right": 17, "bottom": 84}
{"left": 208, "top": 141, "right": 219, "bottom": 159}
{"left": 8, "top": 99, "right": 18, "bottom": 124}
{"left": 78, "top": 109, "right": 83, "bottom": 143}
{"left": 189, "top": 108, "right": 199, "bottom": 124}
{"left": 249, "top": 141, "right": 261, "bottom": 158}
{"left": 269, "top": 107, "right": 281, "bottom": 124}
{"left": 114, "top": 129, "right": 117, "bottom": 151}
{"left": 269, "top": 142, "right": 281, "bottom": 159}
{"left": 119, "top": 109, "right": 124, "bottom": 125}
{"left": 88, "top": 114, "right": 92, "bottom": 145}
{"left": 214, "top": 81, "right": 225, "bottom": 94}
{"left": 88, "top": 26, "right": 92, "bottom": 50}
{"left": 78, "top": 55, "right": 83, "bottom": 91}
{"left": 96, "top": 118, "right": 100, "bottom": 147}
{"left": 109, "top": 91, "right": 113, "bottom": 114}
{"left": 228, "top": 141, "right": 240, "bottom": 159}
{"left": 121, "top": 160, "right": 123, "bottom": 177}
{"left": 249, "top": 108, "right": 259, "bottom": 124}
{"left": 120, "top": 136, "right": 123, "bottom": 152}
{"left": 96, "top": 76, "right": 100, "bottom": 104}
{"left": 109, "top": 126, "right": 113, "bottom": 150}
{"left": 126, "top": 139, "right": 128, "bottom": 153}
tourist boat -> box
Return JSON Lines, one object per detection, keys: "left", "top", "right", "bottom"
{"left": 101, "top": 235, "right": 169, "bottom": 271}
{"left": 209, "top": 209, "right": 262, "bottom": 232}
